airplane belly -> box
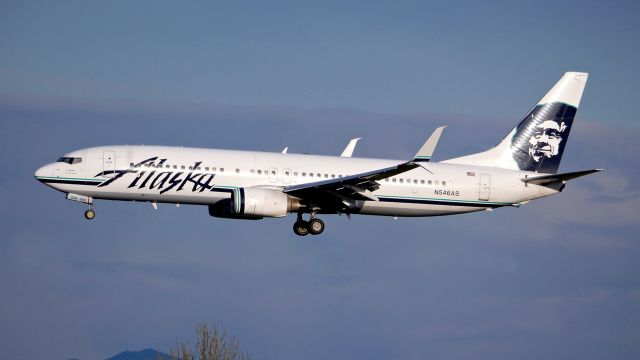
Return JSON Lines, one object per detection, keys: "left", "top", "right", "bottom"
{"left": 359, "top": 200, "right": 485, "bottom": 217}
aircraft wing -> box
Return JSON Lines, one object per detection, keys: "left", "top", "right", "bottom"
{"left": 284, "top": 126, "right": 446, "bottom": 211}
{"left": 284, "top": 161, "right": 419, "bottom": 209}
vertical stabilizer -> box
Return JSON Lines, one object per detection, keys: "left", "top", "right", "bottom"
{"left": 444, "top": 72, "right": 588, "bottom": 173}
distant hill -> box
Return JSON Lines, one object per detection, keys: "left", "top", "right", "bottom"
{"left": 105, "top": 348, "right": 170, "bottom": 360}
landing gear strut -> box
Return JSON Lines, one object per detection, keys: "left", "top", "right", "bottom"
{"left": 293, "top": 212, "right": 325, "bottom": 236}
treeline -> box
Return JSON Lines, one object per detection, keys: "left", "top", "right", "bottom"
{"left": 159, "top": 323, "right": 262, "bottom": 360}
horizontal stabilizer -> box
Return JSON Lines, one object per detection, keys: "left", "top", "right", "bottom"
{"left": 521, "top": 169, "right": 603, "bottom": 185}
{"left": 414, "top": 126, "right": 446, "bottom": 162}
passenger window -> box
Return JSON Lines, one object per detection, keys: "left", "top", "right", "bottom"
{"left": 173, "top": 165, "right": 177, "bottom": 169}
{"left": 309, "top": 173, "right": 314, "bottom": 177}
{"left": 317, "top": 173, "right": 321, "bottom": 178}
{"left": 428, "top": 180, "right": 432, "bottom": 185}
{"left": 420, "top": 180, "right": 425, "bottom": 184}
{"left": 271, "top": 170, "right": 276, "bottom": 175}
{"left": 250, "top": 169, "right": 255, "bottom": 174}
{"left": 331, "top": 174, "right": 335, "bottom": 178}
{"left": 392, "top": 178, "right": 397, "bottom": 183}
{"left": 166, "top": 165, "right": 171, "bottom": 169}
{"left": 442, "top": 181, "right": 447, "bottom": 186}
{"left": 189, "top": 166, "right": 193, "bottom": 170}
{"left": 385, "top": 178, "right": 389, "bottom": 182}
{"left": 294, "top": 172, "right": 298, "bottom": 176}
{"left": 285, "top": 171, "right": 290, "bottom": 176}
{"left": 399, "top": 179, "right": 404, "bottom": 183}
{"left": 220, "top": 168, "right": 224, "bottom": 172}
{"left": 206, "top": 167, "right": 210, "bottom": 171}
{"left": 196, "top": 166, "right": 201, "bottom": 170}
{"left": 435, "top": 180, "right": 440, "bottom": 185}
{"left": 130, "top": 162, "right": 134, "bottom": 167}
{"left": 324, "top": 174, "right": 328, "bottom": 178}
{"left": 257, "top": 170, "right": 262, "bottom": 174}
{"left": 236, "top": 169, "right": 240, "bottom": 173}
{"left": 413, "top": 179, "right": 418, "bottom": 184}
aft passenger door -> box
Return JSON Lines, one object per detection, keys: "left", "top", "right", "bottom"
{"left": 478, "top": 173, "right": 491, "bottom": 201}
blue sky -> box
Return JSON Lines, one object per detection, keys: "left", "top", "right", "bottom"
{"left": 1, "top": 1, "right": 639, "bottom": 359}
{"left": 2, "top": 0, "right": 640, "bottom": 125}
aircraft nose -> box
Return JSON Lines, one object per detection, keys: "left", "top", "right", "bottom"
{"left": 35, "top": 163, "right": 53, "bottom": 181}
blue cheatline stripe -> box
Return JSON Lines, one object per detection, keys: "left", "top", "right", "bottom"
{"left": 377, "top": 195, "right": 512, "bottom": 208}
{"left": 35, "top": 176, "right": 104, "bottom": 186}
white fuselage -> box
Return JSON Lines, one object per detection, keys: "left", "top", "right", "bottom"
{"left": 35, "top": 145, "right": 559, "bottom": 217}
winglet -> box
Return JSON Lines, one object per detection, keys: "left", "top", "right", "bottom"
{"left": 413, "top": 126, "right": 446, "bottom": 162}
{"left": 340, "top": 138, "right": 361, "bottom": 157}
{"left": 281, "top": 147, "right": 288, "bottom": 154}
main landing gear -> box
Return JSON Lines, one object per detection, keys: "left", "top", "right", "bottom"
{"left": 293, "top": 213, "right": 325, "bottom": 236}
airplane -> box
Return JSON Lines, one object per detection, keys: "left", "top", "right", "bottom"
{"left": 35, "top": 72, "right": 601, "bottom": 236}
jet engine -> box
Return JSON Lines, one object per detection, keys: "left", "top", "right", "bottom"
{"left": 208, "top": 188, "right": 301, "bottom": 219}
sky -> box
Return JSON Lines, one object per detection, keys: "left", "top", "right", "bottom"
{"left": 1, "top": 1, "right": 639, "bottom": 359}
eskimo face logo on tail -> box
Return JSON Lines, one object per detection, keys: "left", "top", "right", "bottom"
{"left": 528, "top": 119, "right": 567, "bottom": 162}
{"left": 510, "top": 102, "right": 576, "bottom": 174}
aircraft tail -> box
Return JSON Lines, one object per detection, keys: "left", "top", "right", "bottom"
{"left": 444, "top": 72, "right": 588, "bottom": 174}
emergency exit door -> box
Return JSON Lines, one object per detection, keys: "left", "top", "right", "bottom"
{"left": 103, "top": 150, "right": 116, "bottom": 173}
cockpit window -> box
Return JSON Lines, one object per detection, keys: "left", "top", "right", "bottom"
{"left": 57, "top": 157, "right": 82, "bottom": 165}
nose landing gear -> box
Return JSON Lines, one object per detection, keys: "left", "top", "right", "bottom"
{"left": 293, "top": 212, "right": 325, "bottom": 236}
{"left": 84, "top": 208, "right": 96, "bottom": 220}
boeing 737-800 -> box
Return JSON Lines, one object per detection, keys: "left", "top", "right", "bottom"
{"left": 35, "top": 72, "right": 601, "bottom": 236}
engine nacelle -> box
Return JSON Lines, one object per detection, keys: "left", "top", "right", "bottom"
{"left": 208, "top": 188, "right": 300, "bottom": 219}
